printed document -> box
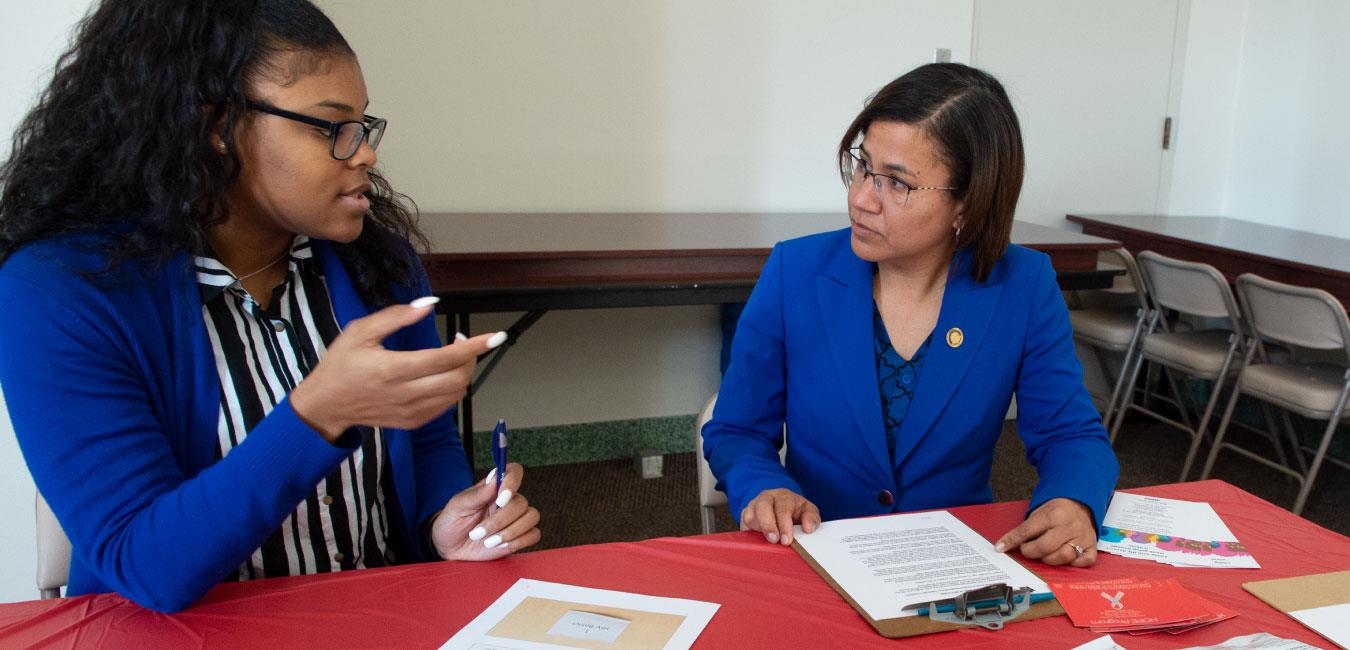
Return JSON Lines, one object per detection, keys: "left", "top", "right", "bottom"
{"left": 793, "top": 510, "right": 1049, "bottom": 621}
{"left": 1097, "top": 493, "right": 1259, "bottom": 569}
{"left": 441, "top": 579, "right": 719, "bottom": 650}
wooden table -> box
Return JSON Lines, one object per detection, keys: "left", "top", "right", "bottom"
{"left": 1067, "top": 214, "right": 1350, "bottom": 308}
{"left": 418, "top": 213, "right": 1122, "bottom": 458}
{"left": 3, "top": 481, "right": 1342, "bottom": 649}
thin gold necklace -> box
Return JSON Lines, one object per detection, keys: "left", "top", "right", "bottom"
{"left": 230, "top": 250, "right": 289, "bottom": 282}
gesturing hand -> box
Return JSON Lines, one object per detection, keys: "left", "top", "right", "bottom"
{"left": 431, "top": 463, "right": 541, "bottom": 560}
{"left": 994, "top": 497, "right": 1098, "bottom": 567}
{"left": 289, "top": 297, "right": 504, "bottom": 442}
{"left": 740, "top": 488, "right": 821, "bottom": 546}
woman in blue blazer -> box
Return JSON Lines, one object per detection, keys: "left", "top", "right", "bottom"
{"left": 702, "top": 63, "right": 1118, "bottom": 567}
{"left": 0, "top": 0, "right": 538, "bottom": 612}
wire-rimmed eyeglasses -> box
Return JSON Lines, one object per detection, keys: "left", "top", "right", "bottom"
{"left": 246, "top": 100, "right": 387, "bottom": 161}
{"left": 840, "top": 147, "right": 956, "bottom": 205}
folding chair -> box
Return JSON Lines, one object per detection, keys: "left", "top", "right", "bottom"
{"left": 1110, "top": 251, "right": 1249, "bottom": 481}
{"left": 694, "top": 395, "right": 724, "bottom": 535}
{"left": 1201, "top": 274, "right": 1350, "bottom": 515}
{"left": 1069, "top": 248, "right": 1149, "bottom": 430}
{"left": 36, "top": 491, "right": 72, "bottom": 599}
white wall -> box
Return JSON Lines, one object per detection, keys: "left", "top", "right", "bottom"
{"left": 0, "top": 0, "right": 94, "bottom": 606}
{"left": 1167, "top": 0, "right": 1246, "bottom": 215}
{"left": 1221, "top": 0, "right": 1350, "bottom": 237}
{"left": 319, "top": 0, "right": 977, "bottom": 428}
{"left": 971, "top": 0, "right": 1183, "bottom": 226}
{"left": 321, "top": 1, "right": 974, "bottom": 213}
{"left": 1170, "top": 0, "right": 1350, "bottom": 237}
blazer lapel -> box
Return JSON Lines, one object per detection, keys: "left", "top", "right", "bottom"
{"left": 893, "top": 250, "right": 1003, "bottom": 468}
{"left": 312, "top": 240, "right": 367, "bottom": 328}
{"left": 816, "top": 252, "right": 892, "bottom": 480}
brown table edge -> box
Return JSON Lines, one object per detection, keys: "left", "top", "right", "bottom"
{"left": 1067, "top": 214, "right": 1350, "bottom": 282}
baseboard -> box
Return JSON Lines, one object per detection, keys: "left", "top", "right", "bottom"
{"left": 469, "top": 414, "right": 697, "bottom": 469}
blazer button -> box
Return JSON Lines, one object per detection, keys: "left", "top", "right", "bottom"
{"left": 877, "top": 490, "right": 894, "bottom": 506}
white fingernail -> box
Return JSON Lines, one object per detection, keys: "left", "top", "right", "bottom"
{"left": 454, "top": 332, "right": 468, "bottom": 342}
{"left": 766, "top": 532, "right": 779, "bottom": 544}
{"left": 468, "top": 526, "right": 486, "bottom": 541}
{"left": 486, "top": 331, "right": 508, "bottom": 349}
{"left": 994, "top": 542, "right": 1007, "bottom": 553}
{"left": 410, "top": 296, "right": 440, "bottom": 310}
{"left": 483, "top": 534, "right": 502, "bottom": 549}
{"left": 484, "top": 473, "right": 495, "bottom": 486}
{"left": 495, "top": 489, "right": 512, "bottom": 509}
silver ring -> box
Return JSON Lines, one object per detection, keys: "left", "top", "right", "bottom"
{"left": 1066, "top": 542, "right": 1085, "bottom": 558}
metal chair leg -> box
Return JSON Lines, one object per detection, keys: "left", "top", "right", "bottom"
{"left": 1109, "top": 345, "right": 1149, "bottom": 444}
{"left": 1179, "top": 338, "right": 1242, "bottom": 481}
{"left": 1102, "top": 317, "right": 1146, "bottom": 432}
{"left": 1201, "top": 348, "right": 1255, "bottom": 480}
{"left": 1291, "top": 385, "right": 1350, "bottom": 516}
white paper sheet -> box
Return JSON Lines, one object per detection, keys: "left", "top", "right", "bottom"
{"left": 441, "top": 579, "right": 719, "bottom": 650}
{"left": 1103, "top": 493, "right": 1237, "bottom": 541}
{"left": 792, "top": 510, "right": 1049, "bottom": 621}
{"left": 1098, "top": 493, "right": 1260, "bottom": 569}
{"left": 1289, "top": 602, "right": 1350, "bottom": 649}
{"left": 1180, "top": 632, "right": 1325, "bottom": 649}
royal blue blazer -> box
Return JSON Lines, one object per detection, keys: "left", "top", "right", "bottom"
{"left": 0, "top": 233, "right": 470, "bottom": 612}
{"left": 702, "top": 228, "right": 1118, "bottom": 527}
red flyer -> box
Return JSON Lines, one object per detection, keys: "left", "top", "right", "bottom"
{"left": 1050, "top": 577, "right": 1214, "bottom": 632}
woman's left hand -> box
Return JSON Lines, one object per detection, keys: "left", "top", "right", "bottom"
{"left": 993, "top": 497, "right": 1098, "bottom": 567}
{"left": 430, "top": 462, "right": 541, "bottom": 560}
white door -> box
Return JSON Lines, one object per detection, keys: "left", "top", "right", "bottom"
{"left": 972, "top": 0, "right": 1182, "bottom": 225}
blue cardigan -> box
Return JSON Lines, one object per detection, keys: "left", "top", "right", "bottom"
{"left": 0, "top": 234, "right": 472, "bottom": 612}
{"left": 702, "top": 229, "right": 1118, "bottom": 526}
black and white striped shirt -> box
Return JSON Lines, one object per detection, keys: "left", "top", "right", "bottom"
{"left": 195, "top": 236, "right": 392, "bottom": 580}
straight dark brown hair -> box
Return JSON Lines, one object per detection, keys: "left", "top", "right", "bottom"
{"left": 838, "top": 63, "right": 1024, "bottom": 283}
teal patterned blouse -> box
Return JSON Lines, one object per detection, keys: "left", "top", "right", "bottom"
{"left": 873, "top": 304, "right": 934, "bottom": 459}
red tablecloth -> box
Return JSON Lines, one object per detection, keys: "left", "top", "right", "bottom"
{"left": 2, "top": 480, "right": 1346, "bottom": 649}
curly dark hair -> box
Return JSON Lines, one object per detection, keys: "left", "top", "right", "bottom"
{"left": 0, "top": 0, "right": 426, "bottom": 306}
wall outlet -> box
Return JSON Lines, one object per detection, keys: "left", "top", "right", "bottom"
{"left": 934, "top": 48, "right": 952, "bottom": 63}
{"left": 635, "top": 450, "right": 664, "bottom": 479}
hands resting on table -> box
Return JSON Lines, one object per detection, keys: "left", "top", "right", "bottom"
{"left": 740, "top": 489, "right": 1098, "bottom": 566}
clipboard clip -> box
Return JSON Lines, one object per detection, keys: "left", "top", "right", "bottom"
{"left": 901, "top": 583, "right": 1035, "bottom": 631}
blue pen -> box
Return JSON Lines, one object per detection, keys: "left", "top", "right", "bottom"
{"left": 913, "top": 591, "right": 1054, "bottom": 617}
{"left": 491, "top": 419, "right": 507, "bottom": 491}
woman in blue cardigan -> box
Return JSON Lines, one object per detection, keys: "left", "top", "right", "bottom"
{"left": 0, "top": 0, "right": 538, "bottom": 612}
{"left": 702, "top": 63, "right": 1118, "bottom": 567}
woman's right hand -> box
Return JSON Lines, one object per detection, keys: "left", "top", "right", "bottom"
{"left": 740, "top": 488, "right": 821, "bottom": 546}
{"left": 289, "top": 298, "right": 504, "bottom": 442}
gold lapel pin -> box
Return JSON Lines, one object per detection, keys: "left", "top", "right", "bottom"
{"left": 946, "top": 327, "right": 964, "bottom": 348}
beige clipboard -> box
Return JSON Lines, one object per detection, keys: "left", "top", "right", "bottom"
{"left": 791, "top": 541, "right": 1065, "bottom": 638}
{"left": 1244, "top": 570, "right": 1350, "bottom": 614}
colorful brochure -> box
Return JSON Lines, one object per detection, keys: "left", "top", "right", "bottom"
{"left": 1097, "top": 493, "right": 1259, "bottom": 569}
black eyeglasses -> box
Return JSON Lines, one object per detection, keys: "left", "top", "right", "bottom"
{"left": 840, "top": 147, "right": 956, "bottom": 205}
{"left": 246, "top": 100, "right": 387, "bottom": 161}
